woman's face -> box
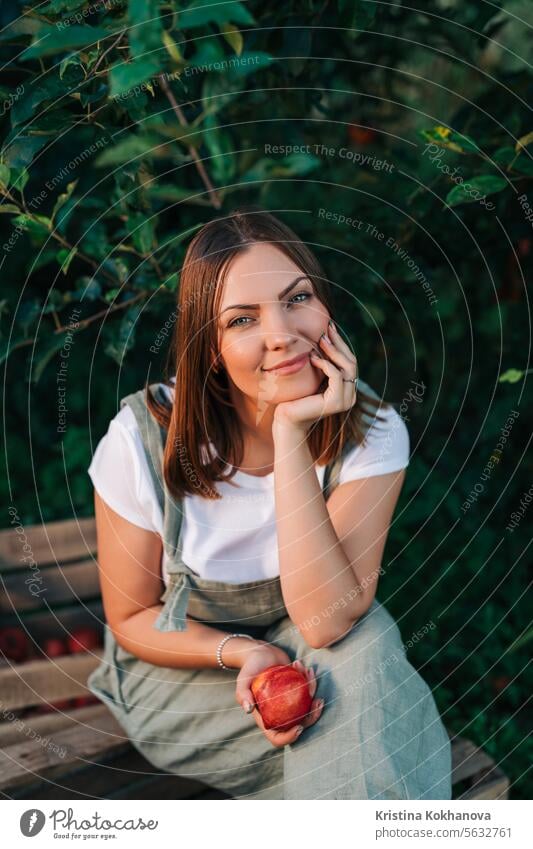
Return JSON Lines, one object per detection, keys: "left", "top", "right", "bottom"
{"left": 215, "top": 242, "right": 330, "bottom": 413}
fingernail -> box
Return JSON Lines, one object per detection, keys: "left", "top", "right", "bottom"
{"left": 328, "top": 320, "right": 336, "bottom": 331}
{"left": 318, "top": 699, "right": 325, "bottom": 709}
{"left": 243, "top": 700, "right": 253, "bottom": 713}
{"left": 321, "top": 332, "right": 332, "bottom": 345}
{"left": 295, "top": 725, "right": 304, "bottom": 735}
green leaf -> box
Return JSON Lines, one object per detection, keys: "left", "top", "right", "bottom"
{"left": 179, "top": 0, "right": 255, "bottom": 29}
{"left": 108, "top": 56, "right": 161, "bottom": 98}
{"left": 94, "top": 132, "right": 168, "bottom": 166}
{"left": 446, "top": 175, "right": 507, "bottom": 207}
{"left": 498, "top": 369, "right": 524, "bottom": 384}
{"left": 420, "top": 126, "right": 480, "bottom": 154}
{"left": 51, "top": 180, "right": 78, "bottom": 222}
{"left": 220, "top": 24, "right": 243, "bottom": 56}
{"left": 162, "top": 30, "right": 184, "bottom": 65}
{"left": 104, "top": 301, "right": 143, "bottom": 364}
{"left": 127, "top": 213, "right": 155, "bottom": 254}
{"left": 11, "top": 168, "right": 30, "bottom": 192}
{"left": 202, "top": 114, "right": 236, "bottom": 183}
{"left": 18, "top": 299, "right": 42, "bottom": 336}
{"left": 13, "top": 213, "right": 53, "bottom": 237}
{"left": 515, "top": 130, "right": 533, "bottom": 153}
{"left": 20, "top": 25, "right": 115, "bottom": 61}
{"left": 144, "top": 184, "right": 211, "bottom": 205}
{"left": 128, "top": 0, "right": 163, "bottom": 58}
{"left": 40, "top": 0, "right": 92, "bottom": 12}
{"left": 30, "top": 329, "right": 74, "bottom": 384}
{"left": 508, "top": 626, "right": 533, "bottom": 652}
{"left": 59, "top": 53, "right": 86, "bottom": 80}
{"left": 241, "top": 152, "right": 320, "bottom": 183}
{"left": 493, "top": 146, "right": 533, "bottom": 176}
{"left": 73, "top": 276, "right": 102, "bottom": 302}
{"left": 11, "top": 73, "right": 81, "bottom": 126}
{"left": 0, "top": 164, "right": 11, "bottom": 188}
{"left": 56, "top": 246, "right": 77, "bottom": 274}
{"left": 104, "top": 287, "right": 122, "bottom": 304}
{"left": 2, "top": 136, "right": 49, "bottom": 169}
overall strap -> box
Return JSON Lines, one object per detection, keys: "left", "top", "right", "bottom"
{"left": 322, "top": 378, "right": 383, "bottom": 501}
{"left": 119, "top": 383, "right": 185, "bottom": 563}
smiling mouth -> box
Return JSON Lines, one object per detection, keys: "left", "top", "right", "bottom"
{"left": 263, "top": 352, "right": 311, "bottom": 372}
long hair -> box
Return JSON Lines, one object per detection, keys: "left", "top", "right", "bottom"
{"left": 146, "top": 207, "right": 391, "bottom": 500}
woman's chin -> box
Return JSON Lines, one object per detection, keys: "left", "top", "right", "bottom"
{"left": 273, "top": 378, "right": 322, "bottom": 402}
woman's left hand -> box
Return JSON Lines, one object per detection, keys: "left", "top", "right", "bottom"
{"left": 273, "top": 321, "right": 358, "bottom": 434}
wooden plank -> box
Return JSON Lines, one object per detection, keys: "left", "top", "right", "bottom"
{"left": 1, "top": 599, "right": 104, "bottom": 642}
{"left": 0, "top": 703, "right": 108, "bottom": 747}
{"left": 0, "top": 517, "right": 96, "bottom": 571}
{"left": 451, "top": 735, "right": 495, "bottom": 783}
{"left": 190, "top": 787, "right": 232, "bottom": 800}
{"left": 459, "top": 766, "right": 510, "bottom": 800}
{"left": 0, "top": 651, "right": 102, "bottom": 710}
{"left": 5, "top": 748, "right": 210, "bottom": 800}
{"left": 0, "top": 707, "right": 129, "bottom": 791}
{"left": 1, "top": 559, "right": 100, "bottom": 612}
{"left": 106, "top": 773, "right": 213, "bottom": 801}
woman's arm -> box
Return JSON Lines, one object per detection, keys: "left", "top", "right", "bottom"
{"left": 272, "top": 425, "right": 405, "bottom": 650}
{"left": 94, "top": 490, "right": 263, "bottom": 669}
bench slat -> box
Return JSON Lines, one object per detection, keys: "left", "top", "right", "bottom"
{"left": 0, "top": 651, "right": 102, "bottom": 710}
{"left": 0, "top": 708, "right": 128, "bottom": 792}
{"left": 451, "top": 735, "right": 495, "bottom": 783}
{"left": 6, "top": 746, "right": 210, "bottom": 800}
{"left": 0, "top": 517, "right": 96, "bottom": 571}
{"left": 0, "top": 703, "right": 107, "bottom": 748}
{"left": 1, "top": 559, "right": 100, "bottom": 612}
{"left": 459, "top": 766, "right": 510, "bottom": 800}
{"left": 1, "top": 599, "right": 104, "bottom": 642}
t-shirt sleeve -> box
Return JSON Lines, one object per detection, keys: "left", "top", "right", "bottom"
{"left": 338, "top": 404, "right": 410, "bottom": 484}
{"left": 87, "top": 406, "right": 160, "bottom": 533}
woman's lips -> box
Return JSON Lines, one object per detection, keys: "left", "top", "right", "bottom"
{"left": 265, "top": 352, "right": 310, "bottom": 375}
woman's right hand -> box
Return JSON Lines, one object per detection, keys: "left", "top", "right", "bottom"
{"left": 235, "top": 642, "right": 324, "bottom": 748}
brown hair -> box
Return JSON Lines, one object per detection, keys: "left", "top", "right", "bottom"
{"left": 146, "top": 207, "right": 391, "bottom": 500}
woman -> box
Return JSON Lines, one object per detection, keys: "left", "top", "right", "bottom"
{"left": 87, "top": 208, "right": 452, "bottom": 800}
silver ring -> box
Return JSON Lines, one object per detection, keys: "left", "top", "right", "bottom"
{"left": 343, "top": 377, "right": 358, "bottom": 386}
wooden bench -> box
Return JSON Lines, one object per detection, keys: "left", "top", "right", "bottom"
{"left": 0, "top": 518, "right": 510, "bottom": 800}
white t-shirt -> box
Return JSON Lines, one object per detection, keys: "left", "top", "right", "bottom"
{"left": 88, "top": 380, "right": 410, "bottom": 585}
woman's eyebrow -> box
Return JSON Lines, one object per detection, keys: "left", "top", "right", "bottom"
{"left": 219, "top": 275, "right": 310, "bottom": 315}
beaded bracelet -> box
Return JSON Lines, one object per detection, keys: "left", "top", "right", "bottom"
{"left": 216, "top": 632, "right": 257, "bottom": 670}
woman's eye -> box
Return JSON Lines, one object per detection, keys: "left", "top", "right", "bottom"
{"left": 228, "top": 291, "right": 312, "bottom": 328}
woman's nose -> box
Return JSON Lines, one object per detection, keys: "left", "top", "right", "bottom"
{"left": 260, "top": 308, "right": 300, "bottom": 347}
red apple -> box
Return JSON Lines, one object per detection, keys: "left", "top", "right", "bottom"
{"left": 0, "top": 627, "right": 30, "bottom": 662}
{"left": 66, "top": 628, "right": 100, "bottom": 654}
{"left": 251, "top": 664, "right": 313, "bottom": 732}
{"left": 72, "top": 694, "right": 99, "bottom": 708}
{"left": 347, "top": 126, "right": 376, "bottom": 146}
{"left": 34, "top": 698, "right": 75, "bottom": 714}
{"left": 43, "top": 637, "right": 68, "bottom": 658}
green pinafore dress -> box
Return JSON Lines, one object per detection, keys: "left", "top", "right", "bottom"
{"left": 87, "top": 382, "right": 452, "bottom": 800}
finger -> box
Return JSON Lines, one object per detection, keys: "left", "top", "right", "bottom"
{"left": 253, "top": 704, "right": 304, "bottom": 747}
{"left": 293, "top": 660, "right": 317, "bottom": 698}
{"left": 319, "top": 332, "right": 357, "bottom": 374}
{"left": 307, "top": 666, "right": 317, "bottom": 699}
{"left": 301, "top": 698, "right": 325, "bottom": 727}
{"left": 235, "top": 687, "right": 255, "bottom": 713}
{"left": 328, "top": 321, "right": 358, "bottom": 362}
{"left": 309, "top": 353, "right": 344, "bottom": 382}
{"left": 268, "top": 724, "right": 306, "bottom": 747}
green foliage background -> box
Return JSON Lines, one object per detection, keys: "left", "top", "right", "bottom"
{"left": 0, "top": 0, "right": 531, "bottom": 797}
